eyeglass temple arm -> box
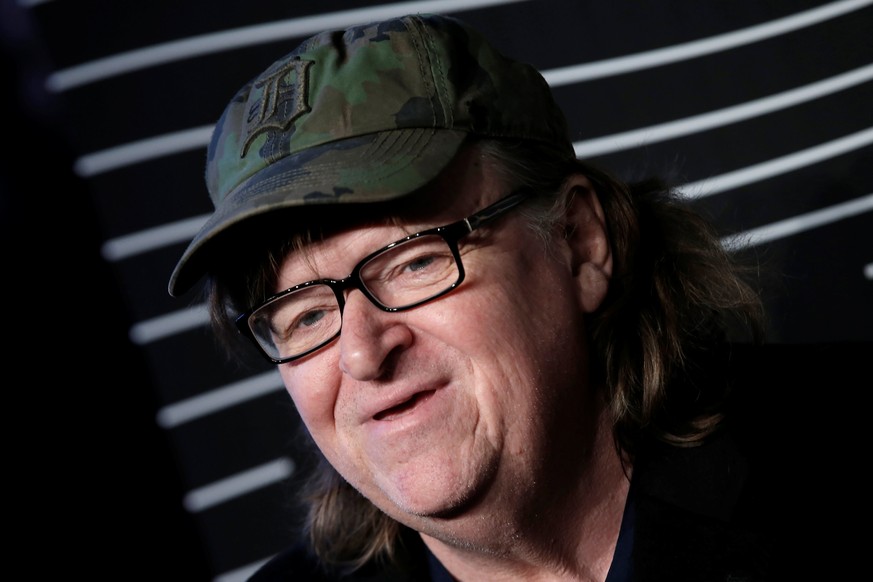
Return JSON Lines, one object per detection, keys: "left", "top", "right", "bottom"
{"left": 464, "top": 189, "right": 531, "bottom": 231}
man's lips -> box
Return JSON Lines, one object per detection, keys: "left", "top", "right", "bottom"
{"left": 362, "top": 382, "right": 445, "bottom": 423}
{"left": 373, "top": 390, "right": 436, "bottom": 421}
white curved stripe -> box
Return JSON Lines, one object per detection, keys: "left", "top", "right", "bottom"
{"left": 183, "top": 457, "right": 294, "bottom": 512}
{"left": 722, "top": 193, "right": 873, "bottom": 250}
{"left": 77, "top": 61, "right": 873, "bottom": 179}
{"left": 678, "top": 127, "right": 873, "bottom": 199}
{"left": 865, "top": 263, "right": 873, "bottom": 280}
{"left": 75, "top": 125, "right": 214, "bottom": 178}
{"left": 214, "top": 559, "right": 270, "bottom": 582}
{"left": 156, "top": 370, "right": 283, "bottom": 428}
{"left": 543, "top": 0, "right": 873, "bottom": 86}
{"left": 129, "top": 303, "right": 209, "bottom": 344}
{"left": 101, "top": 214, "right": 208, "bottom": 261}
{"left": 574, "top": 63, "right": 873, "bottom": 158}
{"left": 45, "top": 0, "right": 530, "bottom": 92}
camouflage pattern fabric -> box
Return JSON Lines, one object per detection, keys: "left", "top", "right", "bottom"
{"left": 169, "top": 13, "right": 572, "bottom": 296}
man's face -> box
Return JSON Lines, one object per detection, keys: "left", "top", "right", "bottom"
{"left": 274, "top": 146, "right": 603, "bottom": 533}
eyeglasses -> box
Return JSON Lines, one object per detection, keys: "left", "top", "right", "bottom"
{"left": 236, "top": 189, "right": 531, "bottom": 364}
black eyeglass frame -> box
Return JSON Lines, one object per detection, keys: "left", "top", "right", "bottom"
{"left": 235, "top": 188, "right": 532, "bottom": 364}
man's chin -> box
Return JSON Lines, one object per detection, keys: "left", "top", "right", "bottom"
{"left": 374, "top": 467, "right": 498, "bottom": 528}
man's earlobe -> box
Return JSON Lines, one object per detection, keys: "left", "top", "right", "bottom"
{"left": 562, "top": 175, "right": 613, "bottom": 313}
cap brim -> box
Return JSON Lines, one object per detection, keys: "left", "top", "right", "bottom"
{"left": 168, "top": 127, "right": 467, "bottom": 296}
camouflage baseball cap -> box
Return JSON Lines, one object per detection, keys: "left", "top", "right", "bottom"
{"left": 168, "top": 12, "right": 573, "bottom": 296}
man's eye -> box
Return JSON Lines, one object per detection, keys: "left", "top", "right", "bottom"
{"left": 298, "top": 309, "right": 326, "bottom": 328}
{"left": 405, "top": 255, "right": 436, "bottom": 272}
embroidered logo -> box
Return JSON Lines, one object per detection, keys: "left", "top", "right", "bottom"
{"left": 241, "top": 57, "right": 314, "bottom": 156}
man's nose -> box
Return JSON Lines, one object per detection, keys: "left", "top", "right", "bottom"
{"left": 338, "top": 291, "right": 413, "bottom": 381}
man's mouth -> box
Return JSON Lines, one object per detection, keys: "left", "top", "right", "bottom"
{"left": 373, "top": 390, "right": 436, "bottom": 421}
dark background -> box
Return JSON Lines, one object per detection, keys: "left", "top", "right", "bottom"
{"left": 3, "top": 1, "right": 870, "bottom": 580}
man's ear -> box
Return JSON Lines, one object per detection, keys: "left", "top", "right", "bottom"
{"left": 560, "top": 174, "right": 612, "bottom": 314}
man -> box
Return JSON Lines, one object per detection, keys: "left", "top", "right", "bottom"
{"left": 169, "top": 13, "right": 768, "bottom": 581}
